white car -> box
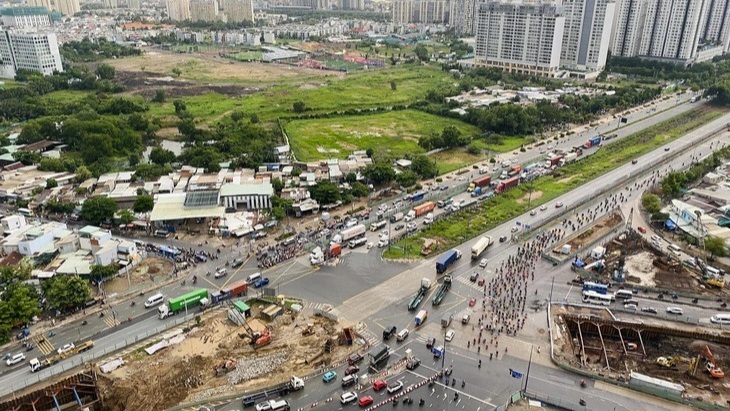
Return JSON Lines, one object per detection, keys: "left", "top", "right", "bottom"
{"left": 511, "top": 226, "right": 519, "bottom": 233}
{"left": 57, "top": 343, "right": 75, "bottom": 355}
{"left": 214, "top": 268, "right": 227, "bottom": 278}
{"left": 530, "top": 210, "right": 537, "bottom": 216}
{"left": 379, "top": 230, "right": 389, "bottom": 239}
{"left": 5, "top": 353, "right": 25, "bottom": 366}
{"left": 666, "top": 307, "right": 683, "bottom": 315}
{"left": 340, "top": 391, "right": 358, "bottom": 404}
{"left": 344, "top": 219, "right": 358, "bottom": 228}
{"left": 555, "top": 202, "right": 564, "bottom": 208}
{"left": 255, "top": 401, "right": 273, "bottom": 411}
{"left": 387, "top": 381, "right": 404, "bottom": 394}
{"left": 479, "top": 258, "right": 488, "bottom": 268}
{"left": 377, "top": 238, "right": 388, "bottom": 248}
{"left": 407, "top": 223, "right": 417, "bottom": 232}
{"left": 445, "top": 329, "right": 455, "bottom": 342}
{"left": 539, "top": 205, "right": 548, "bottom": 211}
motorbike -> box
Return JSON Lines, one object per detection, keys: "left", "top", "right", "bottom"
{"left": 47, "top": 331, "right": 55, "bottom": 337}
{"left": 82, "top": 320, "right": 88, "bottom": 326}
{"left": 192, "top": 276, "right": 197, "bottom": 284}
{"left": 428, "top": 381, "right": 435, "bottom": 388}
{"left": 722, "top": 302, "right": 728, "bottom": 308}
{"left": 580, "top": 380, "right": 586, "bottom": 388}
{"left": 579, "top": 399, "right": 586, "bottom": 406}
{"left": 99, "top": 312, "right": 105, "bottom": 318}
{"left": 419, "top": 399, "right": 425, "bottom": 406}
{"left": 692, "top": 298, "right": 699, "bottom": 304}
{"left": 130, "top": 301, "right": 136, "bottom": 307}
{"left": 25, "top": 343, "right": 33, "bottom": 351}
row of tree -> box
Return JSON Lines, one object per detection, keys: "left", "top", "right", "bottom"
{"left": 61, "top": 38, "right": 142, "bottom": 63}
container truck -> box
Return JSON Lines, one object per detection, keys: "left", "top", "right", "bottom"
{"left": 437, "top": 198, "right": 453, "bottom": 208}
{"left": 328, "top": 243, "right": 342, "bottom": 258}
{"left": 241, "top": 376, "right": 304, "bottom": 407}
{"left": 414, "top": 309, "right": 428, "bottom": 326}
{"left": 432, "top": 275, "right": 452, "bottom": 306}
{"left": 508, "top": 164, "right": 522, "bottom": 177}
{"left": 158, "top": 288, "right": 209, "bottom": 319}
{"left": 559, "top": 152, "right": 578, "bottom": 166}
{"left": 470, "top": 236, "right": 493, "bottom": 259}
{"left": 436, "top": 249, "right": 462, "bottom": 274}
{"left": 467, "top": 176, "right": 492, "bottom": 192}
{"left": 408, "top": 278, "right": 433, "bottom": 311}
{"left": 413, "top": 201, "right": 436, "bottom": 217}
{"left": 441, "top": 312, "right": 453, "bottom": 328}
{"left": 495, "top": 176, "right": 520, "bottom": 194}
{"left": 544, "top": 155, "right": 564, "bottom": 168}
{"left": 348, "top": 237, "right": 367, "bottom": 249}
{"left": 340, "top": 224, "right": 366, "bottom": 242}
{"left": 410, "top": 191, "right": 426, "bottom": 202}
{"left": 584, "top": 136, "right": 602, "bottom": 148}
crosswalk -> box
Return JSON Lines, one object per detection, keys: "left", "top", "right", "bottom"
{"left": 355, "top": 328, "right": 380, "bottom": 348}
{"left": 32, "top": 335, "right": 55, "bottom": 355}
{"left": 453, "top": 275, "right": 487, "bottom": 293}
{"left": 102, "top": 310, "right": 121, "bottom": 328}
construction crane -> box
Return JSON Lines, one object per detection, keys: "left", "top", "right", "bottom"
{"left": 703, "top": 346, "right": 725, "bottom": 379}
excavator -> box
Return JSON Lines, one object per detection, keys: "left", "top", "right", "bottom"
{"left": 703, "top": 346, "right": 725, "bottom": 379}
{"left": 238, "top": 319, "right": 272, "bottom": 349}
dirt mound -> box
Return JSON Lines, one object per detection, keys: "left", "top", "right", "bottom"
{"left": 115, "top": 71, "right": 260, "bottom": 99}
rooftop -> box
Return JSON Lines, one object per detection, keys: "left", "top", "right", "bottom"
{"left": 150, "top": 193, "right": 225, "bottom": 222}
{"left": 220, "top": 182, "right": 274, "bottom": 197}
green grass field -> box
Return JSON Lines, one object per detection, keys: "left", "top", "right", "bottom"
{"left": 284, "top": 109, "right": 480, "bottom": 161}
{"left": 228, "top": 51, "right": 264, "bottom": 61}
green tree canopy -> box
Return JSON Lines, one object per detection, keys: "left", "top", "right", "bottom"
{"left": 1, "top": 282, "right": 40, "bottom": 325}
{"left": 705, "top": 236, "right": 727, "bottom": 258}
{"left": 149, "top": 147, "right": 176, "bottom": 166}
{"left": 396, "top": 170, "right": 419, "bottom": 188}
{"left": 363, "top": 162, "right": 396, "bottom": 185}
{"left": 350, "top": 182, "right": 370, "bottom": 198}
{"left": 81, "top": 196, "right": 118, "bottom": 225}
{"left": 42, "top": 276, "right": 91, "bottom": 312}
{"left": 133, "top": 194, "right": 154, "bottom": 213}
{"left": 309, "top": 180, "right": 341, "bottom": 205}
{"left": 96, "top": 64, "right": 116, "bottom": 80}
{"left": 641, "top": 194, "right": 662, "bottom": 214}
{"left": 411, "top": 154, "right": 439, "bottom": 178}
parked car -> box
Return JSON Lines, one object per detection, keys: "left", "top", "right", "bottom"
{"left": 323, "top": 371, "right": 337, "bottom": 382}
{"left": 372, "top": 380, "right": 387, "bottom": 391}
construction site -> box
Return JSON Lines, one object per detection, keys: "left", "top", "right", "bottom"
{"left": 1, "top": 301, "right": 366, "bottom": 411}
{"left": 552, "top": 304, "right": 730, "bottom": 407}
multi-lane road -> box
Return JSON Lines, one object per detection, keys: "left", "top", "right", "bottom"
{"left": 0, "top": 92, "right": 720, "bottom": 410}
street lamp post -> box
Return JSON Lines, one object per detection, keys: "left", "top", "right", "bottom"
{"left": 523, "top": 346, "right": 534, "bottom": 394}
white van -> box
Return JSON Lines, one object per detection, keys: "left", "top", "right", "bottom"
{"left": 246, "top": 272, "right": 262, "bottom": 284}
{"left": 396, "top": 329, "right": 409, "bottom": 342}
{"left": 710, "top": 313, "right": 730, "bottom": 324}
{"left": 144, "top": 293, "right": 165, "bottom": 308}
{"left": 705, "top": 266, "right": 721, "bottom": 276}
{"left": 667, "top": 244, "right": 681, "bottom": 253}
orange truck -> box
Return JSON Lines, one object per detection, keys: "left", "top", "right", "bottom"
{"left": 413, "top": 201, "right": 436, "bottom": 217}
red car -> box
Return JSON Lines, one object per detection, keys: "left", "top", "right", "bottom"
{"left": 359, "top": 396, "right": 374, "bottom": 407}
{"left": 373, "top": 379, "right": 387, "bottom": 391}
{"left": 469, "top": 298, "right": 477, "bottom": 307}
{"left": 477, "top": 278, "right": 485, "bottom": 286}
{"left": 637, "top": 226, "right": 647, "bottom": 234}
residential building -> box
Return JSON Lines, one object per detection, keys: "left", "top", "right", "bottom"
{"left": 611, "top": 0, "right": 649, "bottom": 57}
{"left": 54, "top": 0, "right": 80, "bottom": 16}
{"left": 189, "top": 0, "right": 218, "bottom": 21}
{"left": 221, "top": 0, "right": 253, "bottom": 22}
{"left": 475, "top": 2, "right": 565, "bottom": 77}
{"left": 1, "top": 215, "right": 27, "bottom": 235}
{"left": 27, "top": 0, "right": 52, "bottom": 10}
{"left": 1, "top": 222, "right": 68, "bottom": 256}
{"left": 127, "top": 0, "right": 141, "bottom": 8}
{"left": 104, "top": 0, "right": 118, "bottom": 8}
{"left": 0, "top": 7, "right": 52, "bottom": 28}
{"left": 166, "top": 0, "right": 191, "bottom": 21}
{"left": 559, "top": 0, "right": 615, "bottom": 71}
{"left": 700, "top": 0, "right": 730, "bottom": 52}
{"left": 339, "top": 0, "right": 365, "bottom": 9}
{"left": 638, "top": 0, "right": 708, "bottom": 63}
{"left": 392, "top": 0, "right": 413, "bottom": 24}
{"left": 453, "top": 0, "right": 478, "bottom": 35}
{"left": 0, "top": 31, "right": 63, "bottom": 79}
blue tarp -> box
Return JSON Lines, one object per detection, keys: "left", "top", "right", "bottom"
{"left": 572, "top": 259, "right": 585, "bottom": 268}
{"left": 665, "top": 219, "right": 677, "bottom": 230}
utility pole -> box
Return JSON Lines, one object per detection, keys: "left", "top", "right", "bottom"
{"left": 523, "top": 346, "right": 534, "bottom": 394}
{"left": 549, "top": 276, "right": 555, "bottom": 303}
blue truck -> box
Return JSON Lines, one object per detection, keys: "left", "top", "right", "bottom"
{"left": 436, "top": 249, "right": 462, "bottom": 274}
{"left": 470, "top": 186, "right": 483, "bottom": 197}
{"left": 584, "top": 136, "right": 602, "bottom": 148}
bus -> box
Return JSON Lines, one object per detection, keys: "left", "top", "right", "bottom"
{"left": 582, "top": 291, "right": 613, "bottom": 306}
{"left": 710, "top": 314, "right": 730, "bottom": 324}
{"left": 614, "top": 289, "right": 634, "bottom": 300}
{"left": 582, "top": 281, "right": 609, "bottom": 295}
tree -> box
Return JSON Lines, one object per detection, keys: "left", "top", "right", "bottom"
{"left": 152, "top": 89, "right": 166, "bottom": 103}
{"left": 271, "top": 177, "right": 284, "bottom": 193}
{"left": 396, "top": 170, "right": 419, "bottom": 188}
{"left": 351, "top": 182, "right": 369, "bottom": 198}
{"left": 411, "top": 154, "right": 439, "bottom": 178}
{"left": 75, "top": 165, "right": 92, "bottom": 183}
{"left": 345, "top": 172, "right": 357, "bottom": 184}
{"left": 250, "top": 113, "right": 260, "bottom": 124}
{"left": 390, "top": 80, "right": 397, "bottom": 91}
{"left": 231, "top": 111, "right": 244, "bottom": 122}
{"left": 441, "top": 126, "right": 465, "bottom": 149}
{"left": 42, "top": 276, "right": 91, "bottom": 312}
{"left": 309, "top": 180, "right": 341, "bottom": 205}
{"left": 133, "top": 194, "right": 154, "bottom": 213}
{"left": 45, "top": 178, "right": 58, "bottom": 189}
{"left": 705, "top": 235, "right": 727, "bottom": 258}
{"left": 117, "top": 209, "right": 134, "bottom": 225}
{"left": 366, "top": 148, "right": 374, "bottom": 158}
{"left": 1, "top": 282, "right": 40, "bottom": 326}
{"left": 363, "top": 162, "right": 396, "bottom": 185}
{"left": 173, "top": 100, "right": 187, "bottom": 115}
{"left": 641, "top": 194, "right": 662, "bottom": 214}
{"left": 293, "top": 101, "right": 306, "bottom": 113}
{"left": 90, "top": 264, "right": 118, "bottom": 284}
{"left": 291, "top": 166, "right": 302, "bottom": 177}
{"left": 80, "top": 196, "right": 117, "bottom": 225}
{"left": 149, "top": 147, "right": 176, "bottom": 166}
{"left": 172, "top": 67, "right": 182, "bottom": 77}
{"left": 96, "top": 64, "right": 116, "bottom": 80}
{"left": 414, "top": 44, "right": 429, "bottom": 62}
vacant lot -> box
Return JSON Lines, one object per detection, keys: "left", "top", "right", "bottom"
{"left": 285, "top": 109, "right": 481, "bottom": 161}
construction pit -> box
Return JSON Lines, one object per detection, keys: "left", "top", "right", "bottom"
{"left": 97, "top": 304, "right": 361, "bottom": 411}
{"left": 552, "top": 305, "right": 730, "bottom": 407}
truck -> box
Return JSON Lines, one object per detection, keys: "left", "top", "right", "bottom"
{"left": 241, "top": 376, "right": 304, "bottom": 407}
{"left": 340, "top": 224, "right": 366, "bottom": 242}
{"left": 390, "top": 212, "right": 404, "bottom": 223}
{"left": 410, "top": 191, "right": 426, "bottom": 202}
{"left": 414, "top": 309, "right": 428, "bottom": 326}
{"left": 368, "top": 344, "right": 390, "bottom": 366}
{"left": 413, "top": 201, "right": 436, "bottom": 217}
{"left": 348, "top": 237, "right": 367, "bottom": 249}
{"left": 29, "top": 340, "right": 94, "bottom": 372}
{"left": 467, "top": 176, "right": 492, "bottom": 192}
{"left": 423, "top": 213, "right": 434, "bottom": 225}
{"left": 508, "top": 164, "right": 522, "bottom": 177}
{"left": 584, "top": 136, "right": 602, "bottom": 148}
{"left": 432, "top": 345, "right": 444, "bottom": 358}
{"left": 408, "top": 278, "right": 433, "bottom": 311}
{"left": 544, "top": 155, "right": 564, "bottom": 168}
{"left": 471, "top": 236, "right": 493, "bottom": 259}
{"left": 310, "top": 247, "right": 324, "bottom": 265}
{"left": 437, "top": 198, "right": 453, "bottom": 208}
{"left": 328, "top": 243, "right": 342, "bottom": 258}
{"left": 432, "top": 275, "right": 452, "bottom": 306}
{"left": 495, "top": 176, "right": 520, "bottom": 194}
{"left": 441, "top": 312, "right": 453, "bottom": 328}
{"left": 158, "top": 288, "right": 209, "bottom": 319}
{"left": 559, "top": 152, "right": 578, "bottom": 166}
{"left": 470, "top": 186, "right": 483, "bottom": 197}
{"left": 436, "top": 249, "right": 462, "bottom": 274}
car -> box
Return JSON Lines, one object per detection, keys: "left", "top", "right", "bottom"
{"left": 359, "top": 396, "right": 374, "bottom": 407}
{"left": 664, "top": 147, "right": 670, "bottom": 151}
{"left": 340, "top": 391, "right": 358, "bottom": 404}
{"left": 425, "top": 337, "right": 435, "bottom": 349}
{"left": 540, "top": 205, "right": 548, "bottom": 211}
{"left": 632, "top": 159, "right": 638, "bottom": 165}
{"left": 407, "top": 223, "right": 417, "bottom": 232}
{"left": 555, "top": 202, "right": 564, "bottom": 208}
{"left": 5, "top": 353, "right": 25, "bottom": 366}
{"left": 499, "top": 236, "right": 508, "bottom": 243}
{"left": 214, "top": 268, "right": 227, "bottom": 278}
{"left": 440, "top": 185, "right": 448, "bottom": 191}
{"left": 57, "top": 343, "right": 75, "bottom": 355}
{"left": 470, "top": 272, "right": 479, "bottom": 282}
{"left": 345, "top": 365, "right": 360, "bottom": 375}
{"left": 511, "top": 226, "right": 519, "bottom": 233}
{"left": 254, "top": 278, "right": 270, "bottom": 288}
{"left": 255, "top": 401, "right": 273, "bottom": 411}
{"left": 366, "top": 242, "right": 373, "bottom": 249}
{"left": 666, "top": 307, "right": 683, "bottom": 315}
{"left": 379, "top": 230, "right": 389, "bottom": 238}
{"left": 637, "top": 226, "right": 647, "bottom": 234}
{"left": 231, "top": 259, "right": 244, "bottom": 268}
{"left": 387, "top": 381, "right": 403, "bottom": 394}
{"left": 323, "top": 371, "right": 337, "bottom": 382}
{"left": 478, "top": 278, "right": 485, "bottom": 286}
{"left": 530, "top": 210, "right": 537, "bottom": 216}
{"left": 406, "top": 357, "right": 421, "bottom": 370}
{"left": 347, "top": 352, "right": 364, "bottom": 365}
{"left": 372, "top": 380, "right": 388, "bottom": 391}
{"left": 624, "top": 304, "right": 637, "bottom": 311}
{"left": 377, "top": 238, "right": 388, "bottom": 248}
{"left": 345, "top": 219, "right": 358, "bottom": 228}
{"left": 469, "top": 298, "right": 477, "bottom": 307}
{"left": 445, "top": 329, "right": 455, "bottom": 342}
{"left": 394, "top": 224, "right": 405, "bottom": 231}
